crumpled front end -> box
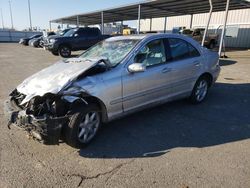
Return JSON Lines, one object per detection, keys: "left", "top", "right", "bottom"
{"left": 4, "top": 89, "right": 86, "bottom": 145}
{"left": 4, "top": 57, "right": 108, "bottom": 145}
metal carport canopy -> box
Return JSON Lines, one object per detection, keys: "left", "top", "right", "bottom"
{"left": 50, "top": 0, "right": 250, "bottom": 26}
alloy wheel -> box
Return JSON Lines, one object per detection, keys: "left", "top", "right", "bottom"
{"left": 78, "top": 111, "right": 100, "bottom": 144}
{"left": 195, "top": 80, "right": 208, "bottom": 102}
{"left": 60, "top": 46, "right": 70, "bottom": 57}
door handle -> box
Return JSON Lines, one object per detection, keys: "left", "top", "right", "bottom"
{"left": 162, "top": 67, "right": 172, "bottom": 73}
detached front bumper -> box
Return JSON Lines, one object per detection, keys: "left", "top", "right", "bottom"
{"left": 4, "top": 99, "right": 69, "bottom": 145}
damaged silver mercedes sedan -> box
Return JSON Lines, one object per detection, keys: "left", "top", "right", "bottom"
{"left": 4, "top": 34, "right": 220, "bottom": 148}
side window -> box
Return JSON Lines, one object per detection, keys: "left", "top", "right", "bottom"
{"left": 188, "top": 44, "right": 200, "bottom": 57}
{"left": 77, "top": 29, "right": 87, "bottom": 37}
{"left": 168, "top": 38, "right": 200, "bottom": 60}
{"left": 88, "top": 29, "right": 99, "bottom": 37}
{"left": 134, "top": 39, "right": 166, "bottom": 67}
{"left": 168, "top": 38, "right": 189, "bottom": 60}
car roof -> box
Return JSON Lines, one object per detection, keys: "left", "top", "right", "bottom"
{"left": 107, "top": 33, "right": 202, "bottom": 52}
{"left": 106, "top": 33, "right": 195, "bottom": 41}
{"left": 105, "top": 35, "right": 147, "bottom": 42}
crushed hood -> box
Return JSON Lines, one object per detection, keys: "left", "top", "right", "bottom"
{"left": 17, "top": 58, "right": 100, "bottom": 105}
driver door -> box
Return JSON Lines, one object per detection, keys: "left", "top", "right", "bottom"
{"left": 122, "top": 38, "right": 172, "bottom": 112}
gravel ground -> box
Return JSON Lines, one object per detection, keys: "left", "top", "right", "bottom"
{"left": 0, "top": 44, "right": 250, "bottom": 188}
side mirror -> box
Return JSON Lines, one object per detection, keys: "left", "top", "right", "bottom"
{"left": 128, "top": 63, "right": 146, "bottom": 73}
{"left": 74, "top": 33, "right": 79, "bottom": 37}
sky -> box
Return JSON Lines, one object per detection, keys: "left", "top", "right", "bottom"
{"left": 0, "top": 0, "right": 140, "bottom": 30}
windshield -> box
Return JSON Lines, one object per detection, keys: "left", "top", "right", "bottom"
{"left": 80, "top": 39, "right": 139, "bottom": 66}
{"left": 64, "top": 29, "right": 77, "bottom": 37}
{"left": 59, "top": 29, "right": 70, "bottom": 36}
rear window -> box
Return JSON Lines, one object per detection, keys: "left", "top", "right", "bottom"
{"left": 87, "top": 29, "right": 100, "bottom": 37}
{"left": 169, "top": 38, "right": 190, "bottom": 60}
{"left": 188, "top": 44, "right": 200, "bottom": 57}
{"left": 168, "top": 38, "right": 200, "bottom": 60}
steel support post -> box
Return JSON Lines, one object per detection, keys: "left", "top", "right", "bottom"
{"left": 164, "top": 17, "right": 167, "bottom": 33}
{"left": 101, "top": 11, "right": 104, "bottom": 34}
{"left": 190, "top": 14, "right": 193, "bottom": 28}
{"left": 121, "top": 20, "right": 123, "bottom": 34}
{"left": 76, "top": 15, "right": 79, "bottom": 27}
{"left": 149, "top": 18, "right": 152, "bottom": 31}
{"left": 49, "top": 21, "right": 51, "bottom": 31}
{"left": 202, "top": 0, "right": 213, "bottom": 46}
{"left": 28, "top": 0, "right": 32, "bottom": 30}
{"left": 137, "top": 4, "right": 141, "bottom": 34}
{"left": 218, "top": 0, "right": 230, "bottom": 56}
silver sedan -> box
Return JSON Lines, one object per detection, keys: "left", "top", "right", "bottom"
{"left": 4, "top": 34, "right": 220, "bottom": 148}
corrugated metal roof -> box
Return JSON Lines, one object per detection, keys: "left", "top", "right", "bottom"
{"left": 51, "top": 0, "right": 250, "bottom": 25}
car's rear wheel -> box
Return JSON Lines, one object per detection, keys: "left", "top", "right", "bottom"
{"left": 209, "top": 41, "right": 216, "bottom": 49}
{"left": 64, "top": 104, "right": 101, "bottom": 148}
{"left": 190, "top": 77, "right": 209, "bottom": 104}
{"left": 59, "top": 45, "right": 71, "bottom": 58}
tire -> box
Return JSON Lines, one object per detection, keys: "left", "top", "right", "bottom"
{"left": 51, "top": 51, "right": 59, "bottom": 56}
{"left": 59, "top": 45, "right": 71, "bottom": 58}
{"left": 33, "top": 42, "right": 38, "bottom": 48}
{"left": 190, "top": 77, "right": 209, "bottom": 104}
{"left": 209, "top": 41, "right": 215, "bottom": 49}
{"left": 63, "top": 103, "right": 101, "bottom": 148}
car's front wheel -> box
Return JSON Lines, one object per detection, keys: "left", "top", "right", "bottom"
{"left": 59, "top": 45, "right": 71, "bottom": 58}
{"left": 190, "top": 77, "right": 209, "bottom": 104}
{"left": 208, "top": 41, "right": 216, "bottom": 49}
{"left": 64, "top": 104, "right": 101, "bottom": 148}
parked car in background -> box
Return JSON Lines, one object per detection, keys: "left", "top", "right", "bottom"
{"left": 42, "top": 29, "right": 73, "bottom": 50}
{"left": 43, "top": 31, "right": 57, "bottom": 38}
{"left": 180, "top": 28, "right": 218, "bottom": 49}
{"left": 4, "top": 34, "right": 220, "bottom": 148}
{"left": 172, "top": 26, "right": 186, "bottom": 34}
{"left": 19, "top": 34, "right": 42, "bottom": 46}
{"left": 28, "top": 32, "right": 57, "bottom": 48}
{"left": 39, "top": 31, "right": 57, "bottom": 48}
{"left": 29, "top": 36, "right": 43, "bottom": 48}
{"left": 44, "top": 27, "right": 111, "bottom": 57}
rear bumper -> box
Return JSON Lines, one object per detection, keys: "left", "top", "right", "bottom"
{"left": 4, "top": 99, "right": 69, "bottom": 145}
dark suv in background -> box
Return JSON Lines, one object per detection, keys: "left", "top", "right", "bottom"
{"left": 44, "top": 27, "right": 111, "bottom": 57}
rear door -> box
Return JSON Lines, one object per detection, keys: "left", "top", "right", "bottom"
{"left": 75, "top": 29, "right": 89, "bottom": 50}
{"left": 86, "top": 29, "right": 101, "bottom": 47}
{"left": 166, "top": 38, "right": 202, "bottom": 96}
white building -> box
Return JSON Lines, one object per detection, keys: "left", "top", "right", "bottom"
{"left": 140, "top": 8, "right": 250, "bottom": 48}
